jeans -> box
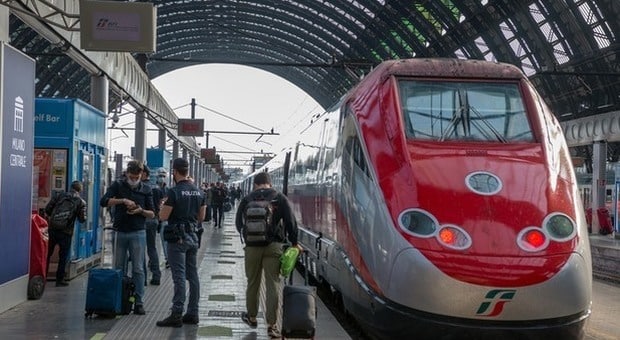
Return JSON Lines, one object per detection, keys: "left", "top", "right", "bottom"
{"left": 160, "top": 231, "right": 168, "bottom": 262}
{"left": 213, "top": 204, "right": 224, "bottom": 226}
{"left": 114, "top": 230, "right": 146, "bottom": 305}
{"left": 46, "top": 230, "right": 72, "bottom": 282}
{"left": 167, "top": 231, "right": 200, "bottom": 315}
{"left": 145, "top": 219, "right": 161, "bottom": 281}
{"left": 244, "top": 242, "right": 283, "bottom": 325}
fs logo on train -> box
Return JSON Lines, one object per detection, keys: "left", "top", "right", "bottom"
{"left": 476, "top": 289, "right": 517, "bottom": 317}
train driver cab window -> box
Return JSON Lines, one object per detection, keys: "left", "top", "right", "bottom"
{"left": 399, "top": 80, "right": 534, "bottom": 142}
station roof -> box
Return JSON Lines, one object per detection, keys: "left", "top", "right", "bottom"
{"left": 7, "top": 0, "right": 620, "bottom": 160}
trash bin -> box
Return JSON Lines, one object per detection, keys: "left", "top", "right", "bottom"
{"left": 28, "top": 213, "right": 49, "bottom": 300}
{"left": 597, "top": 208, "right": 613, "bottom": 235}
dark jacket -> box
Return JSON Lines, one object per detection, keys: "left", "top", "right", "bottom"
{"left": 235, "top": 188, "right": 298, "bottom": 246}
{"left": 44, "top": 189, "right": 87, "bottom": 235}
{"left": 100, "top": 179, "right": 154, "bottom": 232}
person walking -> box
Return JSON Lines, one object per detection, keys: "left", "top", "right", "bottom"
{"left": 236, "top": 172, "right": 302, "bottom": 339}
{"left": 212, "top": 182, "right": 228, "bottom": 228}
{"left": 100, "top": 160, "right": 155, "bottom": 315}
{"left": 156, "top": 158, "right": 206, "bottom": 327}
{"left": 45, "top": 180, "right": 87, "bottom": 287}
{"left": 141, "top": 166, "right": 164, "bottom": 285}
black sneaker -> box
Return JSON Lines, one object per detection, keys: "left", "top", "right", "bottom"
{"left": 55, "top": 281, "right": 69, "bottom": 287}
{"left": 150, "top": 279, "right": 160, "bottom": 285}
{"left": 165, "top": 261, "right": 170, "bottom": 269}
{"left": 134, "top": 304, "right": 146, "bottom": 315}
{"left": 156, "top": 313, "right": 182, "bottom": 327}
{"left": 241, "top": 312, "right": 257, "bottom": 328}
{"left": 182, "top": 314, "right": 199, "bottom": 324}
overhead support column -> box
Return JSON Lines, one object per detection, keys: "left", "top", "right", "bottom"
{"left": 172, "top": 141, "right": 179, "bottom": 159}
{"left": 0, "top": 5, "right": 8, "bottom": 42}
{"left": 189, "top": 154, "right": 195, "bottom": 179}
{"left": 182, "top": 149, "right": 188, "bottom": 162}
{"left": 158, "top": 128, "right": 166, "bottom": 149}
{"left": 591, "top": 140, "right": 607, "bottom": 234}
{"left": 135, "top": 109, "right": 146, "bottom": 162}
{"left": 90, "top": 75, "right": 108, "bottom": 114}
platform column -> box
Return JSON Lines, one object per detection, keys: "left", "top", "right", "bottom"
{"left": 0, "top": 5, "right": 8, "bottom": 42}
{"left": 591, "top": 140, "right": 607, "bottom": 234}
{"left": 135, "top": 109, "right": 146, "bottom": 162}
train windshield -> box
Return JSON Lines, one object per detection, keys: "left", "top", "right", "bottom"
{"left": 399, "top": 80, "right": 533, "bottom": 142}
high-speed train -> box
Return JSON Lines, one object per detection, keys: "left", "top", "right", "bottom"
{"left": 242, "top": 58, "right": 592, "bottom": 339}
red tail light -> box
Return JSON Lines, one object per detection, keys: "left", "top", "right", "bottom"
{"left": 517, "top": 227, "right": 549, "bottom": 252}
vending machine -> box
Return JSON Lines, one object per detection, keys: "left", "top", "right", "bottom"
{"left": 33, "top": 149, "right": 68, "bottom": 213}
{"left": 34, "top": 98, "right": 106, "bottom": 280}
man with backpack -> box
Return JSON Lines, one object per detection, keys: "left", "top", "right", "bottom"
{"left": 235, "top": 172, "right": 302, "bottom": 339}
{"left": 45, "top": 181, "right": 87, "bottom": 287}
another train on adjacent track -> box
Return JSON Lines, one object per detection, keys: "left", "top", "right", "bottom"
{"left": 241, "top": 58, "right": 592, "bottom": 339}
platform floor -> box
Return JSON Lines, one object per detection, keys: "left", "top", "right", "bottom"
{"left": 0, "top": 213, "right": 351, "bottom": 340}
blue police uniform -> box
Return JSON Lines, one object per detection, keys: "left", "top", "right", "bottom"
{"left": 163, "top": 179, "right": 206, "bottom": 318}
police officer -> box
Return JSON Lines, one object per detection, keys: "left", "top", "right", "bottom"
{"left": 156, "top": 158, "right": 206, "bottom": 327}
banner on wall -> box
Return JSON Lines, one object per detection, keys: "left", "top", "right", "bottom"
{"left": 0, "top": 43, "right": 35, "bottom": 284}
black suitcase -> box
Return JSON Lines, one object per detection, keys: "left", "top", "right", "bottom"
{"left": 282, "top": 284, "right": 317, "bottom": 339}
{"left": 281, "top": 254, "right": 316, "bottom": 339}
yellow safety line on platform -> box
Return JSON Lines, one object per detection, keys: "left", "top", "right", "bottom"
{"left": 90, "top": 333, "right": 106, "bottom": 340}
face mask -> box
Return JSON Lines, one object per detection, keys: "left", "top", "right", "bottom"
{"left": 127, "top": 178, "right": 140, "bottom": 187}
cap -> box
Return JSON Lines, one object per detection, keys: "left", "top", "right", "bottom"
{"left": 172, "top": 158, "right": 189, "bottom": 170}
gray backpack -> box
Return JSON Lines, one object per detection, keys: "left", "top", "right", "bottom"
{"left": 242, "top": 191, "right": 277, "bottom": 246}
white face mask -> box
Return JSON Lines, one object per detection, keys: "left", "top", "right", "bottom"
{"left": 127, "top": 178, "right": 140, "bottom": 187}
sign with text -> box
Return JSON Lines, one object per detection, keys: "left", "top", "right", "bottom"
{"left": 177, "top": 119, "right": 204, "bottom": 137}
{"left": 79, "top": 0, "right": 157, "bottom": 52}
{"left": 0, "top": 43, "right": 35, "bottom": 284}
{"left": 202, "top": 148, "right": 220, "bottom": 164}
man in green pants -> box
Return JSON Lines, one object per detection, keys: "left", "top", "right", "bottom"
{"left": 236, "top": 172, "right": 302, "bottom": 339}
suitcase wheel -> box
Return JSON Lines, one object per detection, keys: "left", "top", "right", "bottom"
{"left": 27, "top": 275, "right": 45, "bottom": 300}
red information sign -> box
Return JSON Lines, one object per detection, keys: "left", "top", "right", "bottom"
{"left": 177, "top": 119, "right": 204, "bottom": 136}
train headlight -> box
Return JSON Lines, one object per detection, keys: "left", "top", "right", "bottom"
{"left": 517, "top": 227, "right": 549, "bottom": 252}
{"left": 398, "top": 209, "right": 437, "bottom": 237}
{"left": 543, "top": 213, "right": 576, "bottom": 241}
{"left": 437, "top": 225, "right": 472, "bottom": 250}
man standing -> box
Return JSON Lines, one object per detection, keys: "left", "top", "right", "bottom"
{"left": 141, "top": 165, "right": 164, "bottom": 285}
{"left": 100, "top": 160, "right": 155, "bottom": 315}
{"left": 236, "top": 172, "right": 302, "bottom": 339}
{"left": 156, "top": 158, "right": 206, "bottom": 327}
{"left": 45, "top": 180, "right": 87, "bottom": 287}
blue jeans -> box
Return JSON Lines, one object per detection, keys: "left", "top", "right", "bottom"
{"left": 114, "top": 230, "right": 146, "bottom": 305}
{"left": 145, "top": 219, "right": 161, "bottom": 281}
{"left": 167, "top": 232, "right": 200, "bottom": 315}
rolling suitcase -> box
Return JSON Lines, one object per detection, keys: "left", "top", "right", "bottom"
{"left": 85, "top": 227, "right": 127, "bottom": 318}
{"left": 281, "top": 253, "right": 316, "bottom": 339}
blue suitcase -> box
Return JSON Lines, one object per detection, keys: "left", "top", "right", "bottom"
{"left": 85, "top": 268, "right": 123, "bottom": 318}
{"left": 85, "top": 227, "right": 128, "bottom": 318}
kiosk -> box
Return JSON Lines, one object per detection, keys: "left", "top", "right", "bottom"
{"left": 34, "top": 98, "right": 106, "bottom": 280}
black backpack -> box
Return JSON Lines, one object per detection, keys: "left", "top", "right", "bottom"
{"left": 242, "top": 191, "right": 278, "bottom": 246}
{"left": 49, "top": 194, "right": 77, "bottom": 230}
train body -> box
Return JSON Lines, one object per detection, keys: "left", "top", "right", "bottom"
{"left": 243, "top": 58, "right": 591, "bottom": 339}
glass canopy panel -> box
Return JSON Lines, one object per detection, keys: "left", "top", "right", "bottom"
{"left": 576, "top": 0, "right": 613, "bottom": 48}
